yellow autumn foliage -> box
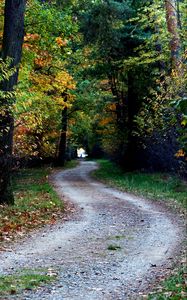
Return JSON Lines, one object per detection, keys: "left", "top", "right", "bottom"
{"left": 56, "top": 37, "right": 68, "bottom": 47}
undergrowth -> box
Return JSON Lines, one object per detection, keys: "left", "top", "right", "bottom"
{"left": 93, "top": 159, "right": 187, "bottom": 209}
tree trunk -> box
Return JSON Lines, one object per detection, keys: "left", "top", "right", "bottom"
{"left": 165, "top": 0, "right": 181, "bottom": 70}
{"left": 0, "top": 0, "right": 26, "bottom": 205}
{"left": 176, "top": 0, "right": 182, "bottom": 30}
{"left": 123, "top": 72, "right": 140, "bottom": 171}
{"left": 56, "top": 106, "right": 68, "bottom": 166}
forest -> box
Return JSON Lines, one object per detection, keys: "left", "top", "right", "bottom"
{"left": 0, "top": 0, "right": 186, "bottom": 298}
{"left": 0, "top": 0, "right": 186, "bottom": 204}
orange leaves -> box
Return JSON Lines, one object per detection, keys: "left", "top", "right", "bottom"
{"left": 55, "top": 37, "right": 68, "bottom": 47}
{"left": 107, "top": 103, "right": 116, "bottom": 111}
{"left": 23, "top": 33, "right": 51, "bottom": 69}
{"left": 23, "top": 33, "right": 40, "bottom": 51}
{"left": 0, "top": 207, "right": 57, "bottom": 243}
{"left": 16, "top": 125, "right": 29, "bottom": 135}
{"left": 14, "top": 6, "right": 77, "bottom": 158}
{"left": 24, "top": 33, "right": 40, "bottom": 42}
{"left": 34, "top": 51, "right": 52, "bottom": 68}
{"left": 99, "top": 116, "right": 113, "bottom": 126}
{"left": 175, "top": 149, "right": 186, "bottom": 158}
{"left": 96, "top": 102, "right": 116, "bottom": 129}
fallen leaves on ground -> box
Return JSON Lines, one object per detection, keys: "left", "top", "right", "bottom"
{"left": 0, "top": 168, "right": 75, "bottom": 247}
{"left": 140, "top": 252, "right": 187, "bottom": 299}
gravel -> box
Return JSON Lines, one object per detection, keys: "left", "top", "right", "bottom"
{"left": 0, "top": 161, "right": 185, "bottom": 299}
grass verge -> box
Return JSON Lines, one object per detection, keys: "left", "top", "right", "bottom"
{"left": 0, "top": 268, "right": 57, "bottom": 297}
{"left": 93, "top": 159, "right": 187, "bottom": 209}
{"left": 93, "top": 159, "right": 187, "bottom": 300}
{"left": 146, "top": 267, "right": 187, "bottom": 300}
{"left": 0, "top": 160, "right": 78, "bottom": 245}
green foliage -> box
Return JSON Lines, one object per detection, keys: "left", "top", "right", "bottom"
{"left": 1, "top": 0, "right": 185, "bottom": 170}
{"left": 0, "top": 58, "right": 17, "bottom": 108}
{"left": 81, "top": 0, "right": 134, "bottom": 57}
{"left": 134, "top": 60, "right": 187, "bottom": 158}
{"left": 25, "top": 0, "right": 79, "bottom": 58}
{"left": 0, "top": 58, "right": 17, "bottom": 84}
{"left": 12, "top": 0, "right": 78, "bottom": 159}
{"left": 125, "top": 0, "right": 170, "bottom": 68}
{"left": 75, "top": 1, "right": 165, "bottom": 162}
{"left": 68, "top": 79, "right": 108, "bottom": 151}
{"left": 14, "top": 91, "right": 61, "bottom": 157}
{"left": 77, "top": 0, "right": 186, "bottom": 169}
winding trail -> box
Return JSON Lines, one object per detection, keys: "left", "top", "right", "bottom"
{"left": 0, "top": 161, "right": 184, "bottom": 299}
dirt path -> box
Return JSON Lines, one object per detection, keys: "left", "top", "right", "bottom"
{"left": 0, "top": 161, "right": 184, "bottom": 299}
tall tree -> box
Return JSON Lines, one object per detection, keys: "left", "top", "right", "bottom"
{"left": 56, "top": 100, "right": 68, "bottom": 166}
{"left": 165, "top": 0, "right": 181, "bottom": 70}
{"left": 0, "top": 0, "right": 26, "bottom": 204}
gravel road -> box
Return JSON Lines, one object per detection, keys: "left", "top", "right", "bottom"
{"left": 0, "top": 161, "right": 184, "bottom": 299}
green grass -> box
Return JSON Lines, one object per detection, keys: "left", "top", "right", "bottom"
{"left": 147, "top": 268, "right": 187, "bottom": 300}
{"left": 64, "top": 160, "right": 79, "bottom": 169}
{"left": 12, "top": 168, "right": 63, "bottom": 211}
{"left": 93, "top": 159, "right": 187, "bottom": 209}
{"left": 0, "top": 269, "right": 56, "bottom": 297}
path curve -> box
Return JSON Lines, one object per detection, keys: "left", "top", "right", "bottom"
{"left": 0, "top": 161, "right": 184, "bottom": 299}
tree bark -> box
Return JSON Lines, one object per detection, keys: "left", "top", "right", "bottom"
{"left": 165, "top": 0, "right": 181, "bottom": 70}
{"left": 123, "top": 71, "right": 139, "bottom": 171}
{"left": 0, "top": 0, "right": 26, "bottom": 205}
{"left": 56, "top": 106, "right": 68, "bottom": 167}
